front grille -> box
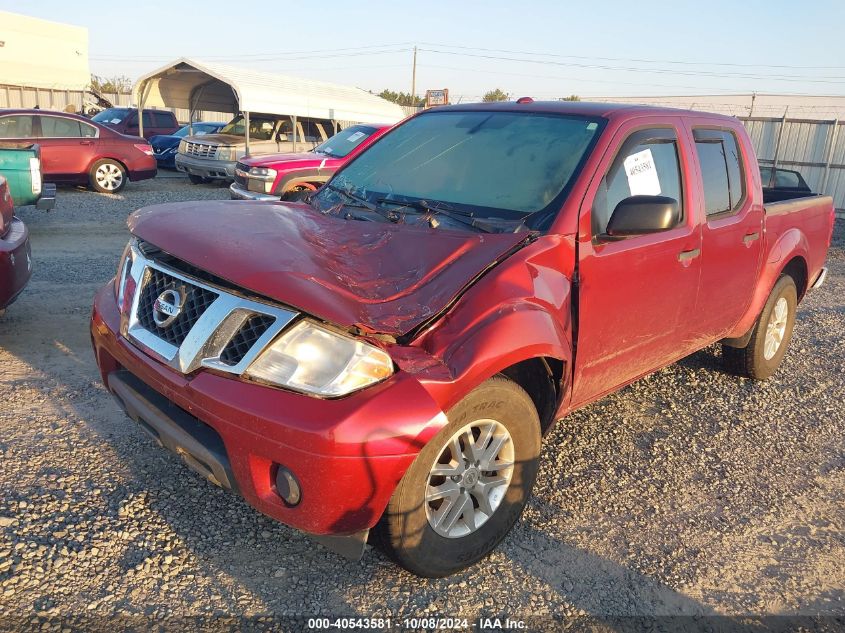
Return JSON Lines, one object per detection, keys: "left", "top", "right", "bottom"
{"left": 184, "top": 142, "right": 218, "bottom": 159}
{"left": 219, "top": 314, "right": 276, "bottom": 365}
{"left": 136, "top": 268, "right": 218, "bottom": 347}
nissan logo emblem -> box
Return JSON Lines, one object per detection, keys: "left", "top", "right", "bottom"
{"left": 152, "top": 288, "right": 185, "bottom": 328}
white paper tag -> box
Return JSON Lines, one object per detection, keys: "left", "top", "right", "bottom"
{"left": 623, "top": 148, "right": 661, "bottom": 196}
{"left": 346, "top": 131, "right": 365, "bottom": 142}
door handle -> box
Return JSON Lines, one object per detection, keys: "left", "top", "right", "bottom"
{"left": 743, "top": 231, "right": 760, "bottom": 245}
{"left": 678, "top": 248, "right": 701, "bottom": 262}
{"left": 79, "top": 140, "right": 94, "bottom": 145}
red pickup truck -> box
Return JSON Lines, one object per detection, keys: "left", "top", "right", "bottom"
{"left": 228, "top": 123, "right": 390, "bottom": 201}
{"left": 90, "top": 102, "right": 834, "bottom": 577}
{"left": 0, "top": 176, "right": 33, "bottom": 315}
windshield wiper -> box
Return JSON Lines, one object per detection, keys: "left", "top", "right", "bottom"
{"left": 377, "top": 198, "right": 494, "bottom": 232}
{"left": 325, "top": 184, "right": 398, "bottom": 223}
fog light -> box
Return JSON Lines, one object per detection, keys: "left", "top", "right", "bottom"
{"left": 274, "top": 465, "right": 301, "bottom": 506}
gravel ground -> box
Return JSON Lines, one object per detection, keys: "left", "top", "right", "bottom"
{"left": 0, "top": 177, "right": 843, "bottom": 629}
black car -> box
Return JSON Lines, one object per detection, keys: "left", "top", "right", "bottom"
{"left": 150, "top": 122, "right": 225, "bottom": 169}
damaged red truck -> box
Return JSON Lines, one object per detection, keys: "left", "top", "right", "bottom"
{"left": 90, "top": 102, "right": 834, "bottom": 577}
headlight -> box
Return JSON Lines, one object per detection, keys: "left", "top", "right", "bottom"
{"left": 245, "top": 320, "right": 393, "bottom": 397}
{"left": 115, "top": 238, "right": 137, "bottom": 314}
{"left": 178, "top": 140, "right": 187, "bottom": 153}
{"left": 248, "top": 166, "right": 277, "bottom": 181}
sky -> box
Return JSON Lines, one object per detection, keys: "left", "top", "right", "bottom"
{"left": 3, "top": 0, "right": 845, "bottom": 101}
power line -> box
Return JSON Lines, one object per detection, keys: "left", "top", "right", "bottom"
{"left": 417, "top": 48, "right": 845, "bottom": 84}
{"left": 417, "top": 42, "right": 845, "bottom": 71}
{"left": 90, "top": 44, "right": 414, "bottom": 63}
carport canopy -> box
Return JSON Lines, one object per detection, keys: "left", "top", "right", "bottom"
{"left": 132, "top": 57, "right": 405, "bottom": 147}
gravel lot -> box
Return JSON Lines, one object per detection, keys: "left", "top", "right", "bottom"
{"left": 0, "top": 176, "right": 843, "bottom": 628}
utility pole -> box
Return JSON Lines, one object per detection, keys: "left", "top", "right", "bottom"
{"left": 749, "top": 92, "right": 757, "bottom": 118}
{"left": 411, "top": 46, "right": 417, "bottom": 101}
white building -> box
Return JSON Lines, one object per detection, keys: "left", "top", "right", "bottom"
{"left": 0, "top": 11, "right": 89, "bottom": 91}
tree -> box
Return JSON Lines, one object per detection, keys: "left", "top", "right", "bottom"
{"left": 378, "top": 89, "right": 424, "bottom": 107}
{"left": 560, "top": 95, "right": 581, "bottom": 101}
{"left": 482, "top": 88, "right": 509, "bottom": 102}
{"left": 89, "top": 74, "right": 133, "bottom": 95}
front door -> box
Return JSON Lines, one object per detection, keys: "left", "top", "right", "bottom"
{"left": 571, "top": 119, "right": 703, "bottom": 407}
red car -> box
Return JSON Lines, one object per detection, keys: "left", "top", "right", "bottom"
{"left": 228, "top": 123, "right": 390, "bottom": 201}
{"left": 90, "top": 102, "right": 834, "bottom": 577}
{"left": 0, "top": 175, "right": 32, "bottom": 314}
{"left": 0, "top": 109, "right": 156, "bottom": 193}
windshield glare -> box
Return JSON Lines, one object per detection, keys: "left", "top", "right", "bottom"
{"left": 220, "top": 115, "right": 277, "bottom": 141}
{"left": 92, "top": 108, "right": 130, "bottom": 124}
{"left": 315, "top": 125, "right": 378, "bottom": 158}
{"left": 319, "top": 111, "right": 602, "bottom": 225}
{"left": 175, "top": 123, "right": 219, "bottom": 138}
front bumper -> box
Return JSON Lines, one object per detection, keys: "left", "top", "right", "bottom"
{"left": 229, "top": 183, "right": 281, "bottom": 201}
{"left": 175, "top": 154, "right": 237, "bottom": 180}
{"left": 0, "top": 218, "right": 33, "bottom": 309}
{"left": 90, "top": 283, "right": 446, "bottom": 540}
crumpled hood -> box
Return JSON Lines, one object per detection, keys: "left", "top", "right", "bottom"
{"left": 128, "top": 201, "right": 528, "bottom": 336}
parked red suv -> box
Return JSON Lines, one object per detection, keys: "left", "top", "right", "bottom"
{"left": 229, "top": 123, "right": 391, "bottom": 201}
{"left": 92, "top": 108, "right": 180, "bottom": 140}
{"left": 0, "top": 110, "right": 156, "bottom": 193}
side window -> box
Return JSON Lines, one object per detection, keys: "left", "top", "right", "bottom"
{"left": 80, "top": 122, "right": 97, "bottom": 138}
{"left": 154, "top": 112, "right": 174, "bottom": 127}
{"left": 39, "top": 116, "right": 82, "bottom": 138}
{"left": 0, "top": 115, "right": 35, "bottom": 138}
{"left": 694, "top": 129, "right": 745, "bottom": 216}
{"left": 774, "top": 169, "right": 801, "bottom": 189}
{"left": 142, "top": 111, "right": 154, "bottom": 127}
{"left": 592, "top": 128, "right": 683, "bottom": 236}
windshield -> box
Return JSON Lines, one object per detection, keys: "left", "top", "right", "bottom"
{"left": 316, "top": 111, "right": 602, "bottom": 229}
{"left": 174, "top": 123, "right": 220, "bottom": 138}
{"left": 220, "top": 115, "right": 277, "bottom": 141}
{"left": 315, "top": 125, "right": 379, "bottom": 158}
{"left": 92, "top": 108, "right": 131, "bottom": 124}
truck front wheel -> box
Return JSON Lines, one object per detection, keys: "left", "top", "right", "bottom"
{"left": 722, "top": 275, "right": 797, "bottom": 380}
{"left": 374, "top": 376, "right": 541, "bottom": 577}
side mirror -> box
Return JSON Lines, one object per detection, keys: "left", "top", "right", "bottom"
{"left": 606, "top": 195, "right": 680, "bottom": 237}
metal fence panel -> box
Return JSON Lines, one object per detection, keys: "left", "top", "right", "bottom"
{"left": 741, "top": 117, "right": 844, "bottom": 214}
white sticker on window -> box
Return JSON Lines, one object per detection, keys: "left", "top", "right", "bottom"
{"left": 346, "top": 131, "right": 365, "bottom": 142}
{"left": 623, "top": 148, "right": 661, "bottom": 196}
{"left": 110, "top": 118, "right": 122, "bottom": 124}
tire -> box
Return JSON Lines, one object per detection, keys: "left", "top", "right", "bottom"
{"left": 188, "top": 174, "right": 210, "bottom": 185}
{"left": 374, "top": 376, "right": 541, "bottom": 577}
{"left": 89, "top": 159, "right": 127, "bottom": 193}
{"left": 722, "top": 275, "right": 797, "bottom": 380}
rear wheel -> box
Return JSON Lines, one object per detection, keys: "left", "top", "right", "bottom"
{"left": 374, "top": 376, "right": 541, "bottom": 577}
{"left": 89, "top": 159, "right": 127, "bottom": 193}
{"left": 188, "top": 174, "right": 210, "bottom": 185}
{"left": 722, "top": 275, "right": 797, "bottom": 380}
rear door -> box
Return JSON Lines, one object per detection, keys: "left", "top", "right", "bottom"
{"left": 572, "top": 117, "right": 703, "bottom": 407}
{"left": 686, "top": 123, "right": 763, "bottom": 338}
{"left": 36, "top": 115, "right": 100, "bottom": 181}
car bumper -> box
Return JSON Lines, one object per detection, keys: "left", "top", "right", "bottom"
{"left": 229, "top": 183, "right": 281, "bottom": 201}
{"left": 35, "top": 183, "right": 56, "bottom": 211}
{"left": 128, "top": 167, "right": 157, "bottom": 182}
{"left": 175, "top": 154, "right": 237, "bottom": 180}
{"left": 90, "top": 283, "right": 446, "bottom": 543}
{"left": 0, "top": 218, "right": 33, "bottom": 309}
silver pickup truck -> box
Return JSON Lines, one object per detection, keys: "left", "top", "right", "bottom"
{"left": 175, "top": 114, "right": 335, "bottom": 183}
